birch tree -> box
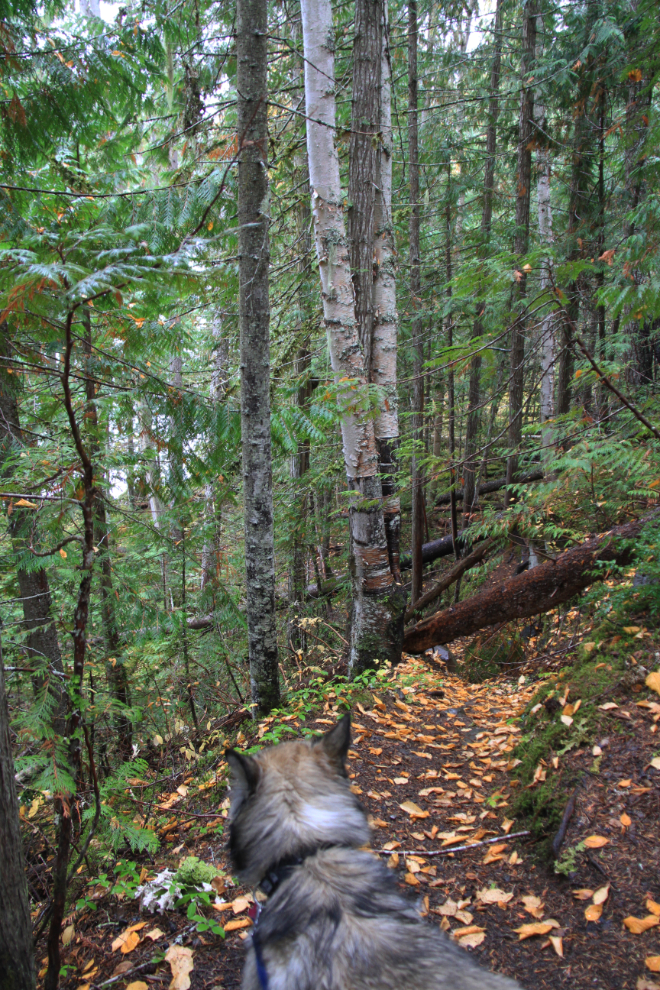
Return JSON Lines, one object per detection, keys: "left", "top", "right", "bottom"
{"left": 237, "top": 0, "right": 280, "bottom": 712}
{"left": 372, "top": 0, "right": 401, "bottom": 581}
{"left": 301, "top": 0, "right": 405, "bottom": 673}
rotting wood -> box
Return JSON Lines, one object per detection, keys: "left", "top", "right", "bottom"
{"left": 403, "top": 513, "right": 657, "bottom": 653}
{"left": 434, "top": 469, "right": 543, "bottom": 507}
{"left": 404, "top": 539, "right": 493, "bottom": 624}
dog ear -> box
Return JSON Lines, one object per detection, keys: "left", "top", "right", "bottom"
{"left": 226, "top": 749, "right": 260, "bottom": 797}
{"left": 319, "top": 712, "right": 351, "bottom": 773}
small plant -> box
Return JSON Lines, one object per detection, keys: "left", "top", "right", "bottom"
{"left": 554, "top": 841, "right": 585, "bottom": 877}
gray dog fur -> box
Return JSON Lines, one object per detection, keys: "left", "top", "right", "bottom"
{"left": 227, "top": 713, "right": 521, "bottom": 990}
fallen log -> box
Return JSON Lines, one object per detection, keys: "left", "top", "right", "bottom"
{"left": 307, "top": 533, "right": 470, "bottom": 598}
{"left": 404, "top": 538, "right": 493, "bottom": 624}
{"left": 403, "top": 513, "right": 655, "bottom": 653}
{"left": 399, "top": 532, "right": 468, "bottom": 571}
{"left": 434, "top": 469, "right": 544, "bottom": 507}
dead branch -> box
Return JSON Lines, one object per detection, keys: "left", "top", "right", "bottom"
{"left": 403, "top": 512, "right": 657, "bottom": 653}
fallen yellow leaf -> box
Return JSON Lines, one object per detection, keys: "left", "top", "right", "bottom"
{"left": 593, "top": 885, "right": 610, "bottom": 905}
{"left": 624, "top": 915, "right": 660, "bottom": 934}
{"left": 126, "top": 983, "right": 149, "bottom": 990}
{"left": 646, "top": 957, "right": 660, "bottom": 973}
{"left": 145, "top": 928, "right": 164, "bottom": 941}
{"left": 62, "top": 925, "right": 75, "bottom": 947}
{"left": 164, "top": 945, "right": 194, "bottom": 990}
{"left": 648, "top": 900, "right": 660, "bottom": 917}
{"left": 458, "top": 931, "right": 485, "bottom": 948}
{"left": 231, "top": 896, "right": 250, "bottom": 914}
{"left": 477, "top": 887, "right": 513, "bottom": 905}
{"left": 452, "top": 925, "right": 484, "bottom": 939}
{"left": 585, "top": 903, "right": 602, "bottom": 922}
{"left": 646, "top": 671, "right": 660, "bottom": 696}
{"left": 584, "top": 835, "right": 609, "bottom": 849}
{"left": 515, "top": 921, "right": 558, "bottom": 939}
{"left": 650, "top": 757, "right": 660, "bottom": 771}
{"left": 620, "top": 813, "right": 632, "bottom": 827}
{"left": 112, "top": 930, "right": 141, "bottom": 954}
{"left": 572, "top": 889, "right": 594, "bottom": 900}
{"left": 483, "top": 843, "right": 507, "bottom": 864}
{"left": 549, "top": 935, "right": 563, "bottom": 957}
{"left": 399, "top": 800, "right": 429, "bottom": 819}
{"left": 521, "top": 895, "right": 544, "bottom": 918}
{"left": 224, "top": 917, "right": 252, "bottom": 932}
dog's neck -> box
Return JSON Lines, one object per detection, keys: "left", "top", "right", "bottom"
{"left": 257, "top": 843, "right": 336, "bottom": 897}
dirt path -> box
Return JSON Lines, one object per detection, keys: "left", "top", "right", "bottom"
{"left": 58, "top": 658, "right": 660, "bottom": 990}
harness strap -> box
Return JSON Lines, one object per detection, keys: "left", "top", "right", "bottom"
{"left": 252, "top": 931, "right": 269, "bottom": 990}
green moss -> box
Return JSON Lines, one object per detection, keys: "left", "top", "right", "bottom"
{"left": 462, "top": 629, "right": 525, "bottom": 683}
{"left": 510, "top": 650, "right": 630, "bottom": 857}
{"left": 175, "top": 856, "right": 221, "bottom": 888}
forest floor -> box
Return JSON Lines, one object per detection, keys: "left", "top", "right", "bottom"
{"left": 41, "top": 607, "right": 660, "bottom": 990}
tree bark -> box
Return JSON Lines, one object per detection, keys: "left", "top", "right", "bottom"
{"left": 201, "top": 316, "right": 227, "bottom": 592}
{"left": 0, "top": 328, "right": 66, "bottom": 735}
{"left": 434, "top": 469, "right": 543, "bottom": 507}
{"left": 506, "top": 0, "right": 536, "bottom": 502}
{"left": 408, "top": 0, "right": 424, "bottom": 605}
{"left": 372, "top": 0, "right": 401, "bottom": 581}
{"left": 288, "top": 15, "right": 315, "bottom": 648}
{"left": 404, "top": 538, "right": 493, "bottom": 624}
{"left": 237, "top": 0, "right": 280, "bottom": 714}
{"left": 557, "top": 7, "right": 596, "bottom": 418}
{"left": 301, "top": 0, "right": 405, "bottom": 673}
{"left": 463, "top": 0, "right": 502, "bottom": 517}
{"left": 0, "top": 623, "right": 36, "bottom": 990}
{"left": 348, "top": 0, "right": 381, "bottom": 372}
{"left": 82, "top": 319, "right": 132, "bottom": 758}
{"left": 404, "top": 514, "right": 651, "bottom": 652}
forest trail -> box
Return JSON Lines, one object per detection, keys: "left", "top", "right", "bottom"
{"left": 54, "top": 656, "right": 660, "bottom": 990}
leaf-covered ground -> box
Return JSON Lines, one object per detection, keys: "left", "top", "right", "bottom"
{"left": 38, "top": 629, "right": 660, "bottom": 990}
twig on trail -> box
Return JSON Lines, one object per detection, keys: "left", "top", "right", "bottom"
{"left": 90, "top": 924, "right": 197, "bottom": 989}
{"left": 552, "top": 787, "right": 578, "bottom": 858}
{"left": 374, "top": 830, "right": 530, "bottom": 857}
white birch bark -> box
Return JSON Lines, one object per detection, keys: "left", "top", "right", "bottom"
{"left": 301, "top": 0, "right": 378, "bottom": 480}
{"left": 301, "top": 0, "right": 404, "bottom": 672}
{"left": 372, "top": 0, "right": 401, "bottom": 578}
{"left": 372, "top": 0, "right": 398, "bottom": 442}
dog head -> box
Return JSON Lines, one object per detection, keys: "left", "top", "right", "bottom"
{"left": 226, "top": 713, "right": 370, "bottom": 885}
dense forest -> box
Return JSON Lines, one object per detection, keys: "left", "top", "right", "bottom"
{"left": 1, "top": 0, "right": 659, "bottom": 985}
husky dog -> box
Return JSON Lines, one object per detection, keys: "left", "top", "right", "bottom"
{"left": 227, "top": 713, "right": 521, "bottom": 990}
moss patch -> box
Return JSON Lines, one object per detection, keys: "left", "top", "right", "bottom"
{"left": 510, "top": 648, "right": 629, "bottom": 856}
{"left": 462, "top": 629, "right": 525, "bottom": 683}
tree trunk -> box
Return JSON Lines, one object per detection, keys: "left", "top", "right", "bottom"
{"left": 0, "top": 624, "right": 36, "bottom": 990}
{"left": 82, "top": 319, "right": 132, "bottom": 758}
{"left": 408, "top": 0, "right": 424, "bottom": 605}
{"left": 301, "top": 0, "right": 405, "bottom": 673}
{"left": 0, "top": 328, "right": 66, "bottom": 736}
{"left": 463, "top": 0, "right": 502, "bottom": 517}
{"left": 404, "top": 514, "right": 650, "bottom": 653}
{"left": 288, "top": 17, "right": 314, "bottom": 649}
{"left": 201, "top": 316, "right": 227, "bottom": 592}
{"left": 138, "top": 401, "right": 168, "bottom": 609}
{"left": 372, "top": 0, "right": 401, "bottom": 582}
{"left": 506, "top": 0, "right": 536, "bottom": 502}
{"left": 237, "top": 0, "right": 280, "bottom": 713}
{"left": 623, "top": 55, "right": 653, "bottom": 388}
{"left": 348, "top": 0, "right": 381, "bottom": 372}
{"left": 557, "top": 8, "right": 596, "bottom": 418}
